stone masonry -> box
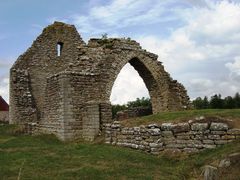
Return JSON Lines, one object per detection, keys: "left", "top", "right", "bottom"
{"left": 10, "top": 22, "right": 190, "bottom": 141}
{"left": 105, "top": 117, "right": 240, "bottom": 154}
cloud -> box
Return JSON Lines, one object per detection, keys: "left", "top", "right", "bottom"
{"left": 0, "top": 76, "right": 9, "bottom": 103}
{"left": 110, "top": 63, "right": 149, "bottom": 105}
{"left": 136, "top": 1, "right": 240, "bottom": 99}
{"left": 49, "top": 0, "right": 188, "bottom": 36}
{"left": 226, "top": 56, "right": 240, "bottom": 81}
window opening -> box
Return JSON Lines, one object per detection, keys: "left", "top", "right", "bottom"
{"left": 57, "top": 42, "right": 63, "bottom": 56}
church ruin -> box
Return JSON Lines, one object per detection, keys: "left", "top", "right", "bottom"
{"left": 10, "top": 22, "right": 190, "bottom": 141}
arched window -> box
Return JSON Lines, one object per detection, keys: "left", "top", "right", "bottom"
{"left": 57, "top": 42, "right": 63, "bottom": 56}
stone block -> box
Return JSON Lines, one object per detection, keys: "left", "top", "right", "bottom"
{"left": 214, "top": 140, "right": 228, "bottom": 145}
{"left": 148, "top": 128, "right": 161, "bottom": 136}
{"left": 172, "top": 123, "right": 190, "bottom": 134}
{"left": 202, "top": 144, "right": 216, "bottom": 149}
{"left": 162, "top": 130, "right": 174, "bottom": 137}
{"left": 147, "top": 124, "right": 160, "bottom": 129}
{"left": 202, "top": 165, "right": 218, "bottom": 180}
{"left": 161, "top": 123, "right": 173, "bottom": 131}
{"left": 183, "top": 148, "right": 199, "bottom": 153}
{"left": 203, "top": 140, "right": 214, "bottom": 144}
{"left": 221, "top": 135, "right": 235, "bottom": 140}
{"left": 227, "top": 129, "right": 240, "bottom": 135}
{"left": 191, "top": 123, "right": 208, "bottom": 131}
{"left": 208, "top": 135, "right": 221, "bottom": 140}
{"left": 210, "top": 131, "right": 226, "bottom": 135}
{"left": 210, "top": 123, "right": 228, "bottom": 131}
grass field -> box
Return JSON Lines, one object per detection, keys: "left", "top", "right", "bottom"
{"left": 0, "top": 123, "right": 239, "bottom": 179}
{"left": 121, "top": 109, "right": 240, "bottom": 127}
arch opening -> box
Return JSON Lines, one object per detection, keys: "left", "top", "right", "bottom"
{"left": 110, "top": 57, "right": 158, "bottom": 120}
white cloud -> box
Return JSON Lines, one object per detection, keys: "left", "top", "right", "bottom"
{"left": 137, "top": 1, "right": 240, "bottom": 100}
{"left": 226, "top": 56, "right": 240, "bottom": 81}
{"left": 0, "top": 77, "right": 9, "bottom": 103}
{"left": 52, "top": 0, "right": 185, "bottom": 35}
{"left": 110, "top": 63, "right": 149, "bottom": 105}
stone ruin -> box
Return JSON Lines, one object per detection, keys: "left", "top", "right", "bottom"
{"left": 10, "top": 22, "right": 190, "bottom": 141}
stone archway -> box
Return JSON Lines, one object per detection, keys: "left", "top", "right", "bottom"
{"left": 107, "top": 57, "right": 160, "bottom": 114}
{"left": 10, "top": 22, "right": 190, "bottom": 141}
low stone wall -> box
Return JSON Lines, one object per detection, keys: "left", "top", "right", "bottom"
{"left": 0, "top": 111, "right": 9, "bottom": 124}
{"left": 105, "top": 118, "right": 240, "bottom": 154}
{"left": 116, "top": 107, "right": 152, "bottom": 121}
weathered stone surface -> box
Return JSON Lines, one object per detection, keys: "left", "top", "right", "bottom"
{"left": 161, "top": 123, "right": 173, "bottom": 131}
{"left": 105, "top": 120, "right": 239, "bottom": 155}
{"left": 218, "top": 159, "right": 231, "bottom": 168}
{"left": 191, "top": 123, "right": 208, "bottom": 131}
{"left": 148, "top": 128, "right": 161, "bottom": 136}
{"left": 0, "top": 111, "right": 9, "bottom": 124}
{"left": 210, "top": 123, "right": 228, "bottom": 131}
{"left": 202, "top": 165, "right": 218, "bottom": 180}
{"left": 162, "top": 130, "right": 174, "bottom": 137}
{"left": 227, "top": 128, "right": 240, "bottom": 135}
{"left": 203, "top": 140, "right": 214, "bottom": 144}
{"left": 172, "top": 123, "right": 190, "bottom": 133}
{"left": 10, "top": 21, "right": 190, "bottom": 141}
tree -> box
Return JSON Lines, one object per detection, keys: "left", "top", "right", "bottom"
{"left": 111, "top": 97, "right": 152, "bottom": 118}
{"left": 112, "top": 104, "right": 127, "bottom": 118}
{"left": 234, "top": 92, "right": 240, "bottom": 108}
{"left": 127, "top": 97, "right": 151, "bottom": 108}
{"left": 224, "top": 96, "right": 235, "bottom": 109}
{"left": 192, "top": 97, "right": 203, "bottom": 109}
{"left": 202, "top": 96, "right": 209, "bottom": 109}
{"left": 210, "top": 94, "right": 223, "bottom": 109}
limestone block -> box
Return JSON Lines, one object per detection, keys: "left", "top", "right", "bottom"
{"left": 210, "top": 123, "right": 228, "bottom": 131}
{"left": 227, "top": 128, "right": 240, "bottom": 135}
{"left": 147, "top": 124, "right": 160, "bottom": 129}
{"left": 191, "top": 123, "right": 208, "bottom": 131}
{"left": 148, "top": 128, "right": 161, "bottom": 136}
{"left": 214, "top": 140, "right": 228, "bottom": 145}
{"left": 221, "top": 135, "right": 235, "bottom": 140}
{"left": 203, "top": 140, "right": 214, "bottom": 144}
{"left": 162, "top": 130, "right": 174, "bottom": 137}
{"left": 161, "top": 123, "right": 173, "bottom": 131}
{"left": 202, "top": 144, "right": 216, "bottom": 149}
{"left": 202, "top": 165, "right": 218, "bottom": 180}
{"left": 172, "top": 123, "right": 190, "bottom": 134}
{"left": 208, "top": 135, "right": 221, "bottom": 140}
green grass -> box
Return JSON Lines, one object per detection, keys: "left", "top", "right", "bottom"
{"left": 121, "top": 109, "right": 240, "bottom": 127}
{"left": 0, "top": 124, "right": 239, "bottom": 179}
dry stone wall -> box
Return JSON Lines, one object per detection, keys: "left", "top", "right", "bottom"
{"left": 10, "top": 22, "right": 190, "bottom": 141}
{"left": 105, "top": 118, "right": 240, "bottom": 154}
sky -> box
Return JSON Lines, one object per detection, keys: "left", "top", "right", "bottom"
{"left": 1, "top": 0, "right": 240, "bottom": 105}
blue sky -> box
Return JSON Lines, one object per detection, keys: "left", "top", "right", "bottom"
{"left": 1, "top": 0, "right": 240, "bottom": 104}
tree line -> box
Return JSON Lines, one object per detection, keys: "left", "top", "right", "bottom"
{"left": 192, "top": 92, "right": 240, "bottom": 109}
{"left": 112, "top": 97, "right": 151, "bottom": 118}
{"left": 111, "top": 92, "right": 240, "bottom": 118}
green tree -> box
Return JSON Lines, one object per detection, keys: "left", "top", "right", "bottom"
{"left": 210, "top": 94, "right": 223, "bottom": 109}
{"left": 234, "top": 92, "right": 240, "bottom": 108}
{"left": 192, "top": 97, "right": 203, "bottom": 109}
{"left": 112, "top": 104, "right": 127, "bottom": 118}
{"left": 127, "top": 97, "right": 151, "bottom": 108}
{"left": 224, "top": 96, "right": 235, "bottom": 109}
{"left": 202, "top": 96, "right": 209, "bottom": 109}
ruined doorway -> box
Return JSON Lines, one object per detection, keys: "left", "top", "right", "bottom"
{"left": 110, "top": 58, "right": 155, "bottom": 121}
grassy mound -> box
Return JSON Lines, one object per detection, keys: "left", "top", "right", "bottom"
{"left": 120, "top": 109, "right": 240, "bottom": 127}
{"left": 0, "top": 124, "right": 239, "bottom": 179}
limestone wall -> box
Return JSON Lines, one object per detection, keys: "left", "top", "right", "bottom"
{"left": 10, "top": 22, "right": 191, "bottom": 141}
{"left": 105, "top": 118, "right": 240, "bottom": 154}
{"left": 0, "top": 111, "right": 9, "bottom": 124}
